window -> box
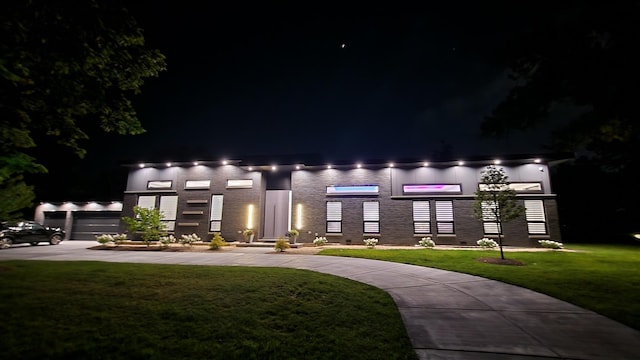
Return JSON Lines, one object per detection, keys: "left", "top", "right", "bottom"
{"left": 137, "top": 195, "right": 177, "bottom": 231}
{"left": 226, "top": 179, "right": 253, "bottom": 189}
{"left": 403, "top": 184, "right": 462, "bottom": 194}
{"left": 159, "top": 196, "right": 178, "bottom": 231}
{"left": 326, "top": 202, "right": 342, "bottom": 233}
{"left": 525, "top": 200, "right": 547, "bottom": 234}
{"left": 326, "top": 185, "right": 379, "bottom": 195}
{"left": 435, "top": 201, "right": 455, "bottom": 234}
{"left": 412, "top": 201, "right": 431, "bottom": 234}
{"left": 210, "top": 195, "right": 224, "bottom": 231}
{"left": 137, "top": 195, "right": 156, "bottom": 209}
{"left": 185, "top": 180, "right": 211, "bottom": 189}
{"left": 478, "top": 182, "right": 542, "bottom": 193}
{"left": 363, "top": 201, "right": 380, "bottom": 234}
{"left": 481, "top": 201, "right": 501, "bottom": 234}
{"left": 147, "top": 180, "right": 172, "bottom": 190}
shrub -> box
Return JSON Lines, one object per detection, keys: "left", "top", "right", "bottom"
{"left": 418, "top": 236, "right": 435, "bottom": 248}
{"left": 477, "top": 237, "right": 498, "bottom": 248}
{"left": 242, "top": 229, "right": 254, "bottom": 237}
{"left": 209, "top": 233, "right": 227, "bottom": 250}
{"left": 122, "top": 206, "right": 166, "bottom": 247}
{"left": 363, "top": 238, "right": 378, "bottom": 248}
{"left": 158, "top": 234, "right": 177, "bottom": 248}
{"left": 274, "top": 237, "right": 290, "bottom": 252}
{"left": 180, "top": 233, "right": 200, "bottom": 247}
{"left": 313, "top": 236, "right": 328, "bottom": 246}
{"left": 285, "top": 229, "right": 299, "bottom": 237}
{"left": 112, "top": 233, "right": 127, "bottom": 245}
{"left": 96, "top": 234, "right": 114, "bottom": 245}
{"left": 538, "top": 240, "right": 564, "bottom": 249}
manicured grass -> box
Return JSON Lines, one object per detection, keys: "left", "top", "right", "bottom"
{"left": 319, "top": 244, "right": 640, "bottom": 330}
{"left": 0, "top": 261, "right": 417, "bottom": 360}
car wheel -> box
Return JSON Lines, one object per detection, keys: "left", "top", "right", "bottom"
{"left": 30, "top": 242, "right": 39, "bottom": 246}
{"left": 1, "top": 238, "right": 12, "bottom": 249}
{"left": 49, "top": 234, "right": 62, "bottom": 245}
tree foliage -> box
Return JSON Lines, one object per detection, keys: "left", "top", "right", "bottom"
{"left": 0, "top": 0, "right": 166, "bottom": 218}
{"left": 482, "top": 2, "right": 639, "bottom": 169}
{"left": 122, "top": 206, "right": 166, "bottom": 246}
{"left": 473, "top": 166, "right": 525, "bottom": 259}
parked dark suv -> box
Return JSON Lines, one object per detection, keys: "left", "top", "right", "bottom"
{"left": 0, "top": 221, "right": 65, "bottom": 248}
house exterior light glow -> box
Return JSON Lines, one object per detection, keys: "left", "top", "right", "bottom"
{"left": 111, "top": 154, "right": 567, "bottom": 245}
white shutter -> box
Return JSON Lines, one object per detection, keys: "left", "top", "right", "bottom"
{"left": 364, "top": 222, "right": 379, "bottom": 233}
{"left": 363, "top": 202, "right": 379, "bottom": 221}
{"left": 137, "top": 195, "right": 156, "bottom": 209}
{"left": 483, "top": 222, "right": 501, "bottom": 234}
{"left": 481, "top": 201, "right": 498, "bottom": 221}
{"left": 326, "top": 202, "right": 342, "bottom": 221}
{"left": 437, "top": 223, "right": 454, "bottom": 233}
{"left": 525, "top": 200, "right": 546, "bottom": 221}
{"left": 210, "top": 195, "right": 224, "bottom": 221}
{"left": 414, "top": 222, "right": 431, "bottom": 234}
{"left": 528, "top": 223, "right": 547, "bottom": 234}
{"left": 412, "top": 201, "right": 430, "bottom": 221}
{"left": 159, "top": 196, "right": 178, "bottom": 221}
{"left": 435, "top": 201, "right": 453, "bottom": 221}
{"left": 327, "top": 221, "right": 341, "bottom": 233}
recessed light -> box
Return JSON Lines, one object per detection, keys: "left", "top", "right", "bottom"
{"left": 423, "top": 162, "right": 429, "bottom": 167}
{"left": 166, "top": 162, "right": 172, "bottom": 167}
{"left": 295, "top": 165, "right": 300, "bottom": 170}
{"left": 222, "top": 160, "right": 228, "bottom": 165}
{"left": 388, "top": 162, "right": 394, "bottom": 167}
{"left": 248, "top": 166, "right": 253, "bottom": 171}
{"left": 494, "top": 160, "right": 501, "bottom": 165}
{"left": 534, "top": 158, "right": 541, "bottom": 163}
{"left": 458, "top": 161, "right": 465, "bottom": 166}
{"left": 271, "top": 165, "right": 277, "bottom": 171}
{"left": 356, "top": 163, "right": 362, "bottom": 168}
{"left": 139, "top": 163, "right": 145, "bottom": 168}
{"left": 193, "top": 161, "right": 199, "bottom": 166}
{"left": 327, "top": 165, "right": 332, "bottom": 169}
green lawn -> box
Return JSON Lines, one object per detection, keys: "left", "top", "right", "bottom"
{"left": 0, "top": 261, "right": 417, "bottom": 360}
{"left": 320, "top": 244, "right": 640, "bottom": 330}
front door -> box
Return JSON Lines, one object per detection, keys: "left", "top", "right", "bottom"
{"left": 263, "top": 190, "right": 291, "bottom": 239}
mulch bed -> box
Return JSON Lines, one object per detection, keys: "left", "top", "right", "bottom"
{"left": 477, "top": 257, "right": 526, "bottom": 266}
{"left": 88, "top": 245, "right": 212, "bottom": 252}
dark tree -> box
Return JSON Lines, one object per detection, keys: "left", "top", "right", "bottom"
{"left": 0, "top": 0, "right": 166, "bottom": 219}
{"left": 483, "top": 2, "right": 640, "bottom": 241}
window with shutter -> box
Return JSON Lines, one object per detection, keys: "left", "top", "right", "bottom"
{"left": 326, "top": 201, "right": 342, "bottom": 233}
{"left": 210, "top": 195, "right": 224, "bottom": 232}
{"left": 481, "top": 201, "right": 501, "bottom": 234}
{"left": 435, "top": 201, "right": 455, "bottom": 234}
{"left": 525, "top": 200, "right": 547, "bottom": 234}
{"left": 363, "top": 201, "right": 380, "bottom": 234}
{"left": 159, "top": 196, "right": 178, "bottom": 231}
{"left": 412, "top": 201, "right": 431, "bottom": 234}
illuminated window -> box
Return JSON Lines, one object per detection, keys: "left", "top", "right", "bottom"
{"left": 185, "top": 180, "right": 211, "bottom": 189}
{"left": 210, "top": 195, "right": 224, "bottom": 232}
{"left": 478, "top": 182, "right": 542, "bottom": 193}
{"left": 226, "top": 179, "right": 253, "bottom": 189}
{"left": 525, "top": 200, "right": 547, "bottom": 234}
{"left": 137, "top": 195, "right": 156, "bottom": 209}
{"left": 326, "top": 185, "right": 379, "bottom": 195}
{"left": 412, "top": 201, "right": 431, "bottom": 234}
{"left": 326, "top": 202, "right": 342, "bottom": 233}
{"left": 147, "top": 180, "right": 172, "bottom": 190}
{"left": 363, "top": 201, "right": 380, "bottom": 234}
{"left": 403, "top": 184, "right": 462, "bottom": 194}
{"left": 435, "top": 201, "right": 455, "bottom": 234}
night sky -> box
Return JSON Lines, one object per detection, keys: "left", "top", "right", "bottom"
{"left": 34, "top": 2, "right": 558, "bottom": 201}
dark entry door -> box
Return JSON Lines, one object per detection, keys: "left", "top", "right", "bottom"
{"left": 263, "top": 190, "right": 290, "bottom": 239}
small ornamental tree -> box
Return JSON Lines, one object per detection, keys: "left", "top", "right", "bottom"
{"left": 473, "top": 165, "right": 525, "bottom": 260}
{"left": 122, "top": 206, "right": 166, "bottom": 246}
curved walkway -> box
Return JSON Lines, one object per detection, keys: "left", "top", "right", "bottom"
{"left": 2, "top": 242, "right": 639, "bottom": 360}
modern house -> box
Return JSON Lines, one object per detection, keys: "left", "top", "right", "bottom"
{"left": 113, "top": 154, "right": 564, "bottom": 246}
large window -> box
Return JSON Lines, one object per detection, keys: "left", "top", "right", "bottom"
{"left": 136, "top": 195, "right": 178, "bottom": 231}
{"left": 326, "top": 202, "right": 342, "bottom": 233}
{"left": 525, "top": 200, "right": 547, "bottom": 234}
{"left": 412, "top": 201, "right": 431, "bottom": 234}
{"left": 481, "top": 201, "right": 501, "bottom": 235}
{"left": 363, "top": 201, "right": 380, "bottom": 234}
{"left": 435, "top": 201, "right": 455, "bottom": 234}
{"left": 210, "top": 195, "right": 224, "bottom": 232}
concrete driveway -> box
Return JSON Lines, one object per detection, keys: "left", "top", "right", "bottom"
{"left": 1, "top": 241, "right": 639, "bottom": 360}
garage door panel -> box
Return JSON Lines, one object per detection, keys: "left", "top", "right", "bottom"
{"left": 71, "top": 212, "right": 121, "bottom": 240}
